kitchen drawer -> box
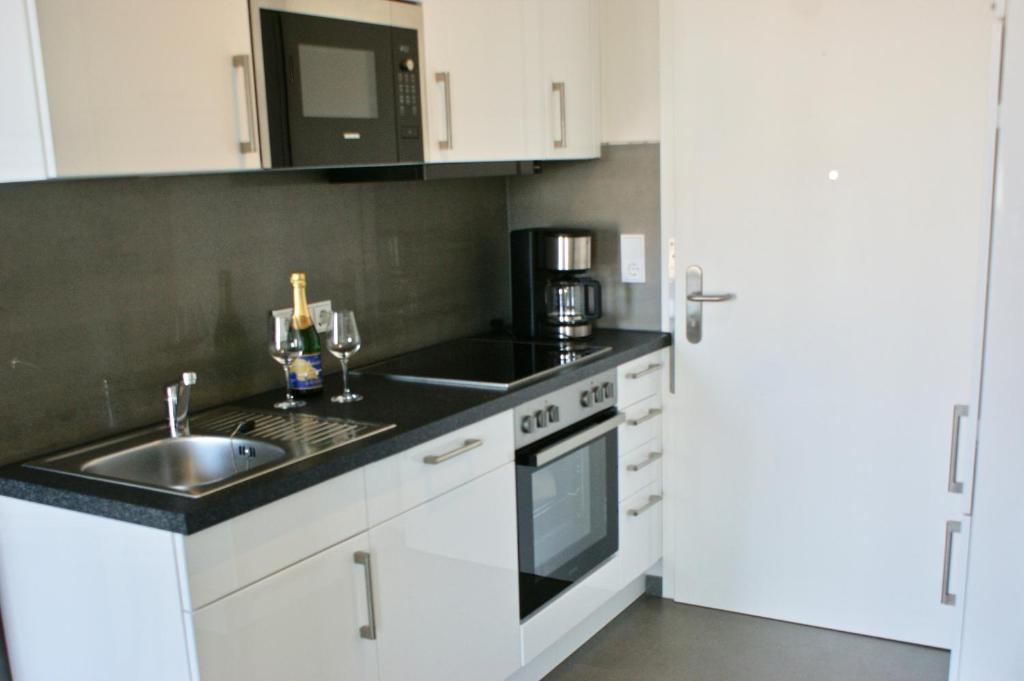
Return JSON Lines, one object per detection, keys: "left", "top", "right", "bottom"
{"left": 616, "top": 350, "right": 665, "bottom": 409}
{"left": 619, "top": 481, "right": 663, "bottom": 587}
{"left": 177, "top": 467, "right": 368, "bottom": 611}
{"left": 365, "top": 410, "right": 514, "bottom": 526}
{"left": 619, "top": 437, "right": 662, "bottom": 502}
{"left": 618, "top": 394, "right": 662, "bottom": 455}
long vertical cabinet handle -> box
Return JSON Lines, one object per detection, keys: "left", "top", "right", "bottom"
{"left": 940, "top": 520, "right": 962, "bottom": 606}
{"left": 353, "top": 551, "right": 377, "bottom": 640}
{"left": 947, "top": 404, "right": 969, "bottom": 494}
{"left": 232, "top": 54, "right": 258, "bottom": 154}
{"left": 552, "top": 82, "right": 567, "bottom": 148}
{"left": 435, "top": 72, "right": 453, "bottom": 150}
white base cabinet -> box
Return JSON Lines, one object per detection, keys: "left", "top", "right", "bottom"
{"left": 370, "top": 463, "right": 522, "bottom": 681}
{"left": 191, "top": 532, "right": 378, "bottom": 681}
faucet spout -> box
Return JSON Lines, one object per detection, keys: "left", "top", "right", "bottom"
{"left": 166, "top": 372, "right": 198, "bottom": 438}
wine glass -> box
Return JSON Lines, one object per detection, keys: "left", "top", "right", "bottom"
{"left": 268, "top": 313, "right": 306, "bottom": 410}
{"left": 328, "top": 310, "right": 362, "bottom": 403}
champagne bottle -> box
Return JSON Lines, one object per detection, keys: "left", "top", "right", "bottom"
{"left": 288, "top": 272, "right": 324, "bottom": 396}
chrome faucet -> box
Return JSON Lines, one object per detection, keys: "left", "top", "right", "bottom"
{"left": 165, "top": 372, "right": 197, "bottom": 438}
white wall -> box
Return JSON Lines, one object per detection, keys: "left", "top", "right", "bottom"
{"left": 598, "top": 0, "right": 659, "bottom": 144}
{"left": 0, "top": 0, "right": 51, "bottom": 182}
{"left": 956, "top": 1, "right": 1024, "bottom": 679}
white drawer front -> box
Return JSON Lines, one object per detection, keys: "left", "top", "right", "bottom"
{"left": 619, "top": 438, "right": 662, "bottom": 502}
{"left": 180, "top": 467, "right": 368, "bottom": 611}
{"left": 365, "top": 411, "right": 514, "bottom": 526}
{"left": 618, "top": 394, "right": 663, "bottom": 455}
{"left": 616, "top": 350, "right": 665, "bottom": 409}
{"left": 619, "top": 482, "right": 663, "bottom": 588}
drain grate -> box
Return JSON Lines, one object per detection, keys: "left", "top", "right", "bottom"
{"left": 192, "top": 407, "right": 394, "bottom": 453}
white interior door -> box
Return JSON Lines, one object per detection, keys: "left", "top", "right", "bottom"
{"left": 662, "top": 0, "right": 995, "bottom": 648}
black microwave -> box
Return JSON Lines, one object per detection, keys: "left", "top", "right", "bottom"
{"left": 253, "top": 3, "right": 424, "bottom": 168}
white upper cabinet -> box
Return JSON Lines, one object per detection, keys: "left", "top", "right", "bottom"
{"left": 422, "top": 0, "right": 599, "bottom": 163}
{"left": 191, "top": 532, "right": 379, "bottom": 681}
{"left": 34, "top": 0, "right": 260, "bottom": 178}
{"left": 422, "top": 0, "right": 531, "bottom": 162}
{"left": 526, "top": 0, "right": 600, "bottom": 159}
{"left": 0, "top": 0, "right": 51, "bottom": 182}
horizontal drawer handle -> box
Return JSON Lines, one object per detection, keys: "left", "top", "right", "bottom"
{"left": 627, "top": 494, "right": 663, "bottom": 517}
{"left": 625, "top": 363, "right": 663, "bottom": 380}
{"left": 423, "top": 439, "right": 483, "bottom": 465}
{"left": 627, "top": 451, "right": 663, "bottom": 472}
{"left": 627, "top": 408, "right": 662, "bottom": 427}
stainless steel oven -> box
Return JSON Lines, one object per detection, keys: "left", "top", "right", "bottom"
{"left": 250, "top": 0, "right": 424, "bottom": 168}
{"left": 516, "top": 369, "right": 622, "bottom": 619}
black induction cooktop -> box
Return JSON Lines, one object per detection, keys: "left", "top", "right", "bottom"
{"left": 357, "top": 338, "right": 612, "bottom": 391}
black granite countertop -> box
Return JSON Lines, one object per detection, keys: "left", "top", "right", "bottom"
{"left": 0, "top": 329, "right": 670, "bottom": 534}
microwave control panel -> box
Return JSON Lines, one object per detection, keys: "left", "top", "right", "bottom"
{"left": 393, "top": 27, "right": 424, "bottom": 162}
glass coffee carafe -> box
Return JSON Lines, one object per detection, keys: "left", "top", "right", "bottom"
{"left": 544, "top": 277, "right": 602, "bottom": 340}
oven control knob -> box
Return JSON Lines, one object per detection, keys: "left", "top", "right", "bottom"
{"left": 521, "top": 415, "right": 534, "bottom": 434}
{"left": 401, "top": 58, "right": 416, "bottom": 72}
{"left": 603, "top": 382, "right": 615, "bottom": 401}
{"left": 593, "top": 386, "right": 605, "bottom": 404}
{"left": 580, "top": 390, "right": 592, "bottom": 407}
{"left": 535, "top": 409, "right": 549, "bottom": 429}
{"left": 547, "top": 405, "right": 560, "bottom": 424}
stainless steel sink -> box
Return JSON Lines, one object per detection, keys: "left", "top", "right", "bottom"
{"left": 27, "top": 408, "right": 395, "bottom": 498}
{"left": 79, "top": 435, "right": 288, "bottom": 495}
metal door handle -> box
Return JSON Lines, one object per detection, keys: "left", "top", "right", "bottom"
{"left": 423, "top": 439, "right": 482, "bottom": 465}
{"left": 947, "top": 404, "right": 969, "bottom": 494}
{"left": 627, "top": 408, "right": 662, "bottom": 427}
{"left": 686, "top": 293, "right": 736, "bottom": 303}
{"left": 435, "top": 72, "right": 453, "bottom": 150}
{"left": 233, "top": 54, "right": 258, "bottom": 154}
{"left": 552, "top": 82, "right": 567, "bottom": 148}
{"left": 354, "top": 551, "right": 377, "bottom": 639}
{"left": 627, "top": 451, "right": 663, "bottom": 472}
{"left": 625, "top": 364, "right": 663, "bottom": 380}
{"left": 531, "top": 412, "right": 626, "bottom": 467}
{"left": 685, "top": 265, "right": 735, "bottom": 344}
{"left": 627, "top": 494, "right": 663, "bottom": 517}
{"left": 941, "top": 520, "right": 962, "bottom": 606}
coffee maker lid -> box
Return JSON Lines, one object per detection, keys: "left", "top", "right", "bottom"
{"left": 541, "top": 228, "right": 593, "bottom": 272}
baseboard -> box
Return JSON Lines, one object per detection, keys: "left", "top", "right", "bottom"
{"left": 507, "top": 576, "right": 647, "bottom": 681}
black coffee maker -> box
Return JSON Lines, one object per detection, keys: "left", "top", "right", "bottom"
{"left": 511, "top": 228, "right": 602, "bottom": 340}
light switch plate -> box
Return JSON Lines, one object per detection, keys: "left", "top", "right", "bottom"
{"left": 620, "top": 234, "right": 646, "bottom": 283}
{"left": 272, "top": 300, "right": 333, "bottom": 333}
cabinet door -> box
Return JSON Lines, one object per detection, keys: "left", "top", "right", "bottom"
{"left": 369, "top": 463, "right": 521, "bottom": 681}
{"left": 0, "top": 0, "right": 50, "bottom": 182}
{"left": 529, "top": 0, "right": 599, "bottom": 159}
{"left": 35, "top": 0, "right": 260, "bottom": 177}
{"left": 422, "top": 0, "right": 530, "bottom": 162}
{"left": 191, "top": 533, "right": 378, "bottom": 681}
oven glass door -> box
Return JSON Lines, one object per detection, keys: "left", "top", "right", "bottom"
{"left": 261, "top": 10, "right": 398, "bottom": 167}
{"left": 517, "top": 409, "right": 620, "bottom": 619}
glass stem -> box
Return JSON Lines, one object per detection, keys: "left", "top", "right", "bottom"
{"left": 341, "top": 357, "right": 350, "bottom": 395}
{"left": 283, "top": 362, "right": 295, "bottom": 401}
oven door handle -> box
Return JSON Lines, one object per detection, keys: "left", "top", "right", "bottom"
{"left": 529, "top": 412, "right": 626, "bottom": 468}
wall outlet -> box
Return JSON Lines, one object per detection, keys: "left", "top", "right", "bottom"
{"left": 271, "top": 300, "right": 333, "bottom": 333}
{"left": 620, "top": 234, "right": 646, "bottom": 283}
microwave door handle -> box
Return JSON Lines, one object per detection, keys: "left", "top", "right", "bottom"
{"left": 530, "top": 412, "right": 625, "bottom": 468}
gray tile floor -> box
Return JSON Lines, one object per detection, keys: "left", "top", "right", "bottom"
{"left": 544, "top": 597, "right": 949, "bottom": 681}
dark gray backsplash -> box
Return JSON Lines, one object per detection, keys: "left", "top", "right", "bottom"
{"left": 0, "top": 172, "right": 508, "bottom": 465}
{"left": 507, "top": 143, "right": 661, "bottom": 331}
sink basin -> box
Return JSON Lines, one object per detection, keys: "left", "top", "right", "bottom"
{"left": 27, "top": 407, "right": 395, "bottom": 498}
{"left": 79, "top": 435, "right": 288, "bottom": 495}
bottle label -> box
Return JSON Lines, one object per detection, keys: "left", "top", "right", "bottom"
{"left": 289, "top": 353, "right": 323, "bottom": 390}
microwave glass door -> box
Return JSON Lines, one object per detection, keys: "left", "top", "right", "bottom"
{"left": 261, "top": 10, "right": 397, "bottom": 166}
{"left": 517, "top": 412, "right": 619, "bottom": 619}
